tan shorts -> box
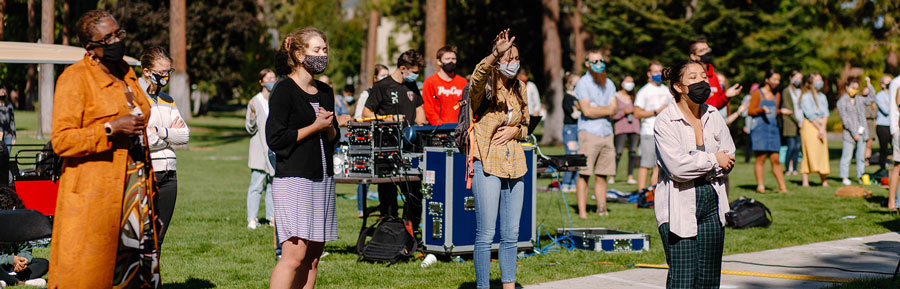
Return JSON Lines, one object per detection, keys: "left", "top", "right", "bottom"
{"left": 578, "top": 130, "right": 616, "bottom": 176}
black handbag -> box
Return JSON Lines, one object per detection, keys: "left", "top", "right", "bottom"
{"left": 725, "top": 197, "right": 772, "bottom": 229}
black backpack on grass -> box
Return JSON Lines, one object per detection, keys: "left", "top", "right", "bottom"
{"left": 725, "top": 197, "right": 772, "bottom": 229}
{"left": 356, "top": 217, "right": 418, "bottom": 265}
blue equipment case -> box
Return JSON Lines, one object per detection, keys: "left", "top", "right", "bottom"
{"left": 421, "top": 146, "right": 536, "bottom": 255}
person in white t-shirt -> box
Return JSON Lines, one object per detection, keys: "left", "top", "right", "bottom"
{"left": 633, "top": 61, "right": 673, "bottom": 191}
{"left": 518, "top": 68, "right": 543, "bottom": 117}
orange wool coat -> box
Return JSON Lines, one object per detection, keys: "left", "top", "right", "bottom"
{"left": 48, "top": 55, "right": 152, "bottom": 288}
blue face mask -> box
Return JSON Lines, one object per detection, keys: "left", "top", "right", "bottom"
{"left": 404, "top": 72, "right": 419, "bottom": 83}
{"left": 590, "top": 61, "right": 606, "bottom": 74}
{"left": 344, "top": 95, "right": 355, "bottom": 104}
{"left": 651, "top": 74, "right": 662, "bottom": 83}
{"left": 263, "top": 81, "right": 275, "bottom": 92}
{"left": 814, "top": 81, "right": 824, "bottom": 90}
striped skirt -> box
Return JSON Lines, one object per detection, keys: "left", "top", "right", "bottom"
{"left": 272, "top": 176, "right": 338, "bottom": 243}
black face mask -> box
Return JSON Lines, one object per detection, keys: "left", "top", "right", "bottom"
{"left": 698, "top": 53, "right": 712, "bottom": 64}
{"left": 442, "top": 61, "right": 457, "bottom": 74}
{"left": 100, "top": 41, "right": 126, "bottom": 64}
{"left": 686, "top": 81, "right": 711, "bottom": 104}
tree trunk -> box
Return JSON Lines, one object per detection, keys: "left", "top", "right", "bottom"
{"left": 256, "top": 0, "right": 265, "bottom": 44}
{"left": 571, "top": 0, "right": 584, "bottom": 75}
{"left": 170, "top": 0, "right": 190, "bottom": 119}
{"left": 424, "top": 0, "right": 445, "bottom": 78}
{"left": 61, "top": 0, "right": 69, "bottom": 45}
{"left": 541, "top": 0, "right": 563, "bottom": 145}
{"left": 0, "top": 0, "right": 5, "bottom": 41}
{"left": 38, "top": 0, "right": 54, "bottom": 138}
{"left": 24, "top": 0, "right": 36, "bottom": 110}
{"left": 364, "top": 8, "right": 379, "bottom": 89}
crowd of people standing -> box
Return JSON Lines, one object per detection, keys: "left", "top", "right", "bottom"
{"left": 2, "top": 7, "right": 896, "bottom": 289}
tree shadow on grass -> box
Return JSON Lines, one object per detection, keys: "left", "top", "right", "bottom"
{"left": 164, "top": 277, "right": 215, "bottom": 289}
{"left": 189, "top": 123, "right": 248, "bottom": 147}
{"left": 878, "top": 219, "right": 900, "bottom": 231}
{"left": 866, "top": 195, "right": 889, "bottom": 208}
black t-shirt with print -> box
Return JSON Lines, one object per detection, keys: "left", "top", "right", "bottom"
{"left": 364, "top": 76, "right": 424, "bottom": 123}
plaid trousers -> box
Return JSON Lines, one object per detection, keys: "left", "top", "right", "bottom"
{"left": 658, "top": 182, "right": 725, "bottom": 289}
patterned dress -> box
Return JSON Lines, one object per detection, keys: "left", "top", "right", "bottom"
{"left": 112, "top": 92, "right": 161, "bottom": 288}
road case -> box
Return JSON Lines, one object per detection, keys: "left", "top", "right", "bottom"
{"left": 421, "top": 146, "right": 536, "bottom": 255}
{"left": 556, "top": 227, "right": 651, "bottom": 253}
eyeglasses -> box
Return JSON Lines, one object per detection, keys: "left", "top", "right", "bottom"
{"left": 586, "top": 59, "right": 605, "bottom": 65}
{"left": 150, "top": 69, "right": 174, "bottom": 77}
{"left": 88, "top": 29, "right": 126, "bottom": 47}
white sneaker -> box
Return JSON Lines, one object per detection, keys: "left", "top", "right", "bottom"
{"left": 1, "top": 280, "right": 6, "bottom": 288}
{"left": 608, "top": 178, "right": 615, "bottom": 184}
{"left": 627, "top": 179, "right": 637, "bottom": 184}
{"left": 267, "top": 216, "right": 276, "bottom": 227}
{"left": 248, "top": 218, "right": 259, "bottom": 229}
{"left": 25, "top": 278, "right": 47, "bottom": 286}
{"left": 842, "top": 178, "right": 852, "bottom": 186}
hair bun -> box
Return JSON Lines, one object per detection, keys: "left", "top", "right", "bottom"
{"left": 274, "top": 50, "right": 291, "bottom": 76}
{"left": 661, "top": 67, "right": 672, "bottom": 82}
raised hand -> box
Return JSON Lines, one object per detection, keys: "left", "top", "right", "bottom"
{"left": 725, "top": 83, "right": 743, "bottom": 98}
{"left": 493, "top": 29, "right": 516, "bottom": 56}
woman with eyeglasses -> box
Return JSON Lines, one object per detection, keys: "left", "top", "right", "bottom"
{"left": 139, "top": 46, "right": 190, "bottom": 248}
{"left": 49, "top": 10, "right": 161, "bottom": 288}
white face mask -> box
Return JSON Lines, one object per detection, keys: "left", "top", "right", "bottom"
{"left": 499, "top": 62, "right": 520, "bottom": 79}
{"left": 623, "top": 82, "right": 635, "bottom": 92}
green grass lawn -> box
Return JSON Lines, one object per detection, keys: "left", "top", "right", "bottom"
{"left": 10, "top": 110, "right": 900, "bottom": 288}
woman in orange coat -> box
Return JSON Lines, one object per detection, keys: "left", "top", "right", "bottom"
{"left": 49, "top": 10, "right": 159, "bottom": 288}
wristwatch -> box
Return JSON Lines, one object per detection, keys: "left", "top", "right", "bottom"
{"left": 104, "top": 122, "right": 113, "bottom": 136}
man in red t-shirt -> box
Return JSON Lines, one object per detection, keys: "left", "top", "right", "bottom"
{"left": 689, "top": 37, "right": 742, "bottom": 110}
{"left": 422, "top": 46, "right": 468, "bottom": 125}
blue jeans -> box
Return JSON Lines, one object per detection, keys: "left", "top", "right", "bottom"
{"left": 472, "top": 160, "right": 524, "bottom": 289}
{"left": 562, "top": 124, "right": 579, "bottom": 189}
{"left": 840, "top": 139, "right": 865, "bottom": 179}
{"left": 357, "top": 184, "right": 368, "bottom": 214}
{"left": 247, "top": 169, "right": 274, "bottom": 221}
{"left": 784, "top": 136, "right": 801, "bottom": 172}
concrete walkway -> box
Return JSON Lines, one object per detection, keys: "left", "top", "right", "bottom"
{"left": 525, "top": 232, "right": 900, "bottom": 289}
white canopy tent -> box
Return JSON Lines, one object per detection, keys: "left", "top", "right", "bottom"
{"left": 0, "top": 41, "right": 141, "bottom": 138}
{"left": 0, "top": 41, "right": 140, "bottom": 65}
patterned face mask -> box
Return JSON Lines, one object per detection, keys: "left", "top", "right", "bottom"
{"left": 303, "top": 55, "right": 328, "bottom": 75}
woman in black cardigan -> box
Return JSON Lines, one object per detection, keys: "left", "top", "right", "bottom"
{"left": 266, "top": 27, "right": 339, "bottom": 289}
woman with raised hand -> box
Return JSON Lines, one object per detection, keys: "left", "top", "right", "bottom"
{"left": 654, "top": 60, "right": 735, "bottom": 289}
{"left": 469, "top": 28, "right": 530, "bottom": 289}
